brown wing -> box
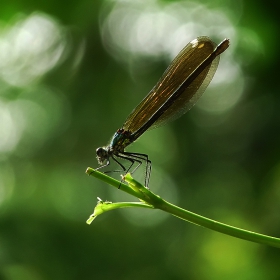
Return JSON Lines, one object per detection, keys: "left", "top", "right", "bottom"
{"left": 122, "top": 36, "right": 219, "bottom": 133}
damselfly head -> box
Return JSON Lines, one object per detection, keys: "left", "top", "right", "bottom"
{"left": 96, "top": 147, "right": 109, "bottom": 165}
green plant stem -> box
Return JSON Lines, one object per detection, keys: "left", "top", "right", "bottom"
{"left": 159, "top": 200, "right": 280, "bottom": 248}
{"left": 86, "top": 167, "right": 280, "bottom": 248}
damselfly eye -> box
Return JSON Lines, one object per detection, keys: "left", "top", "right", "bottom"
{"left": 96, "top": 147, "right": 108, "bottom": 163}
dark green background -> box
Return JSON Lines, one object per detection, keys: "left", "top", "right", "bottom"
{"left": 0, "top": 0, "right": 280, "bottom": 279}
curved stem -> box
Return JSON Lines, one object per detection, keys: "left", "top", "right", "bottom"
{"left": 86, "top": 167, "right": 280, "bottom": 248}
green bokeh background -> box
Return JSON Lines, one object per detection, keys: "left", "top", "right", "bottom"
{"left": 0, "top": 0, "right": 280, "bottom": 279}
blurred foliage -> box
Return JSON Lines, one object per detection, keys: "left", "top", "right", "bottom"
{"left": 0, "top": 0, "right": 280, "bottom": 279}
